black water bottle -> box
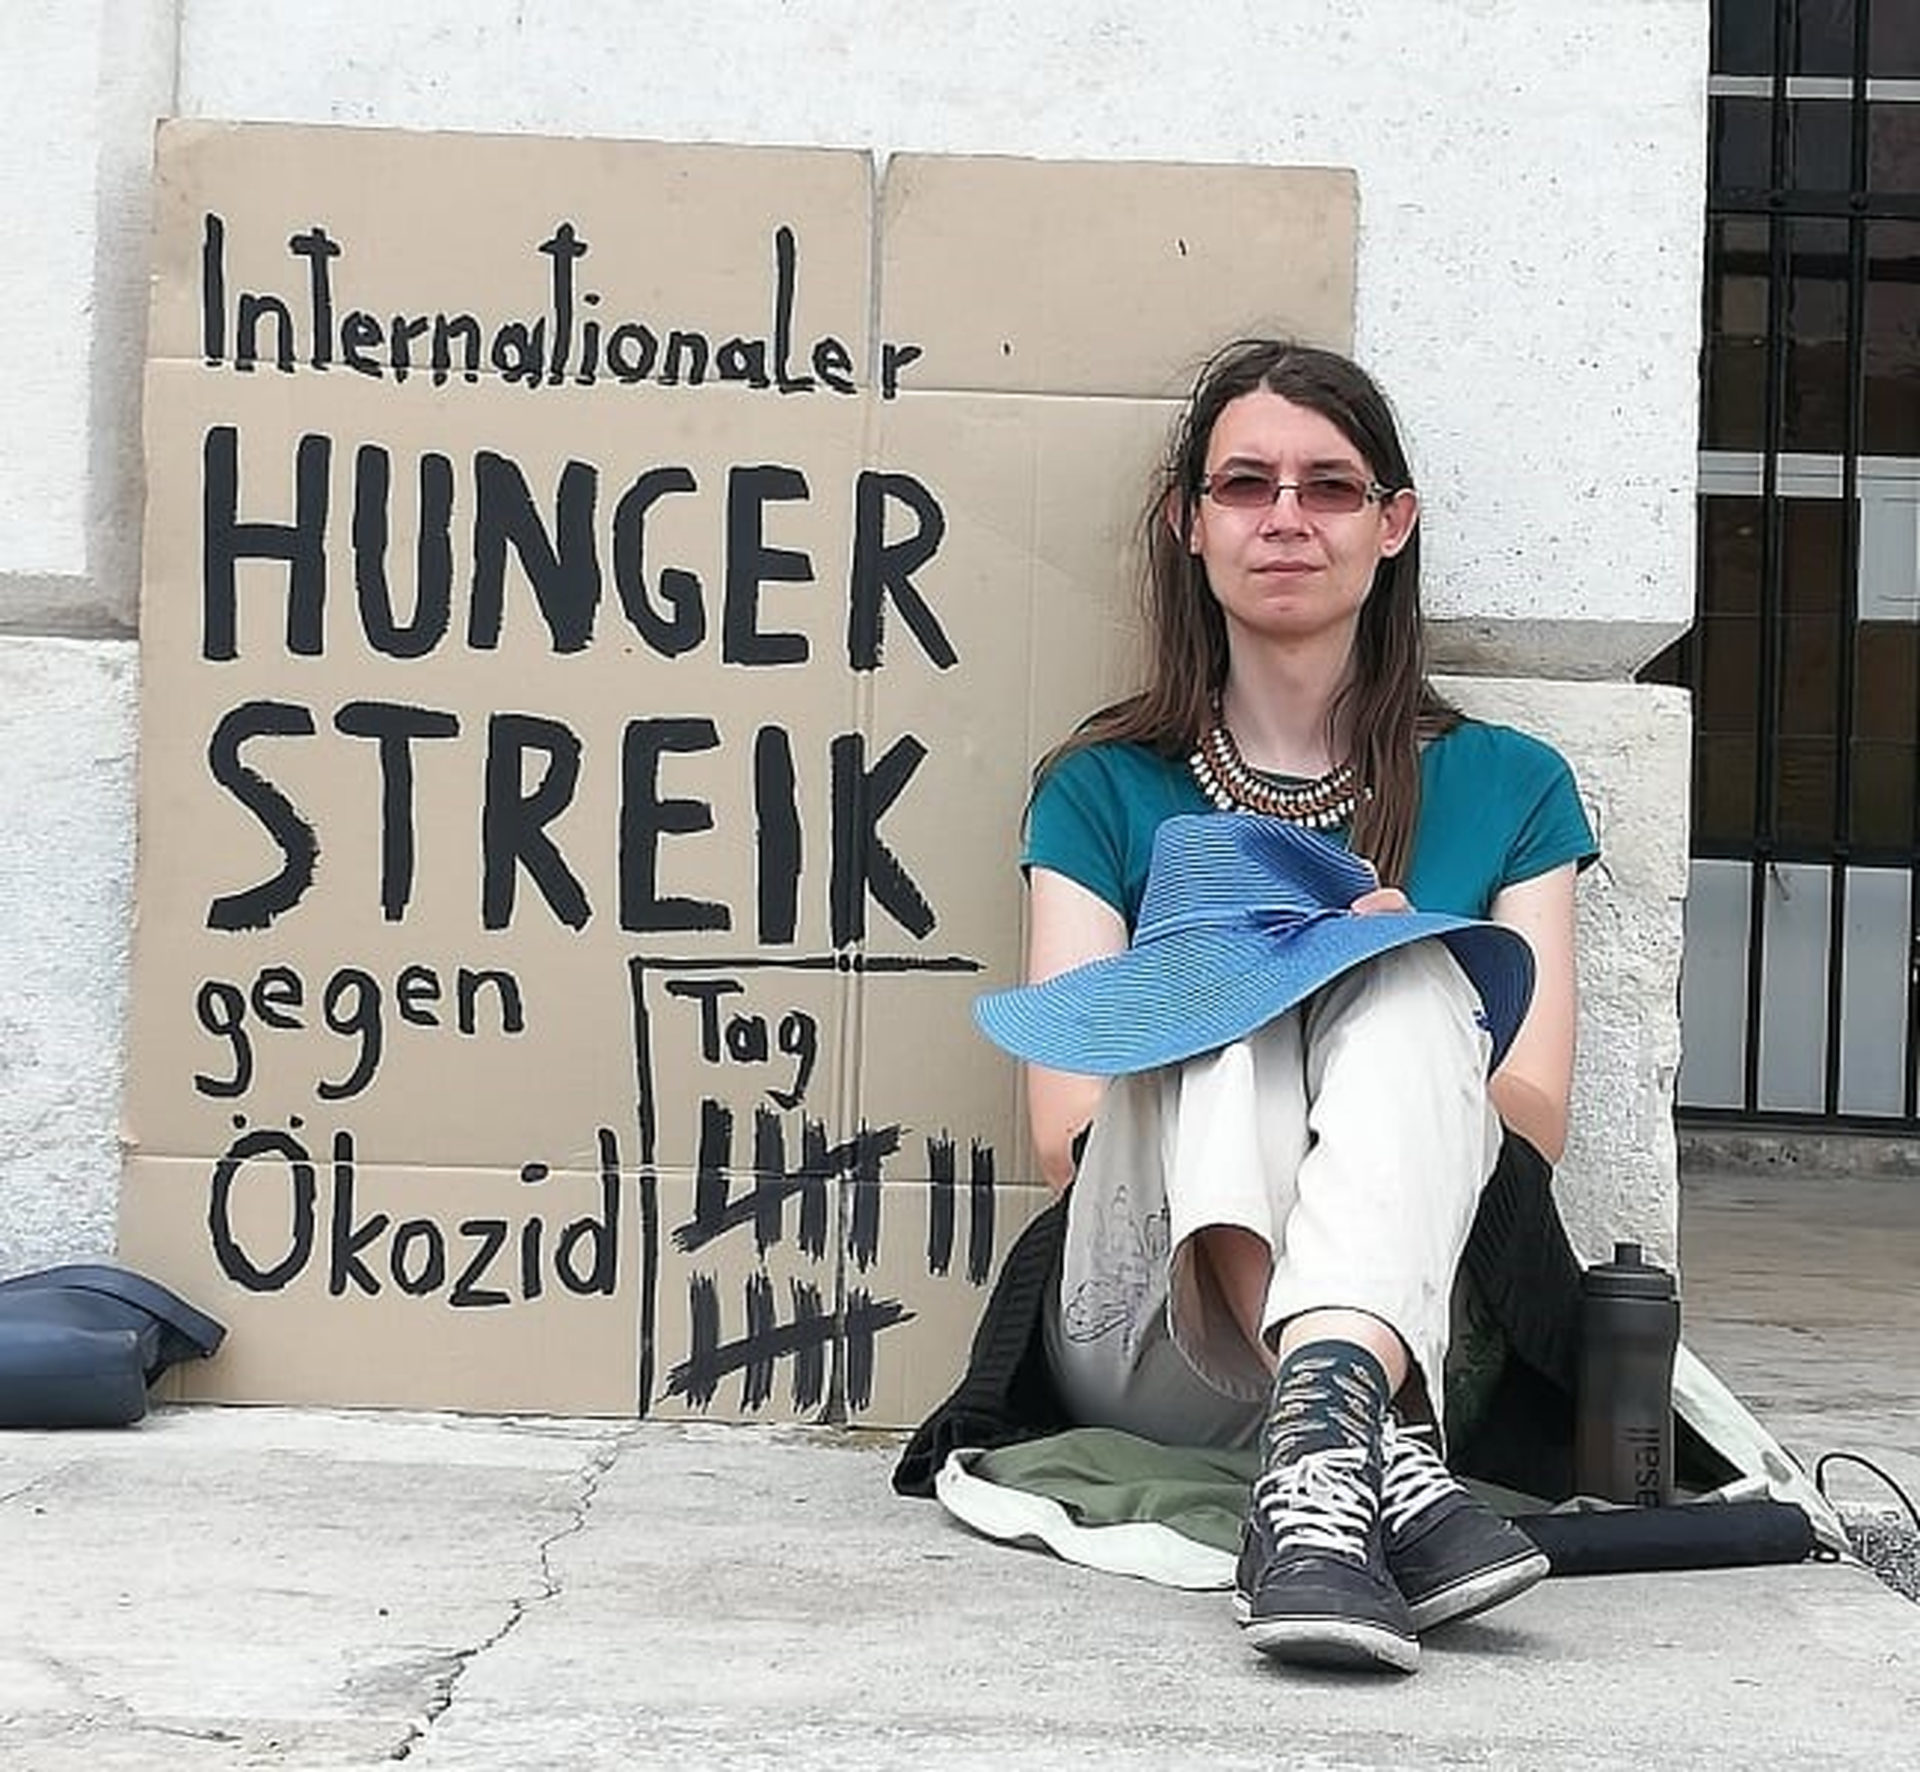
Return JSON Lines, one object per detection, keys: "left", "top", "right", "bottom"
{"left": 1574, "top": 1242, "right": 1681, "bottom": 1506}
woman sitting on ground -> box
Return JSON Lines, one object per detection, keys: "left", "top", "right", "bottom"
{"left": 990, "top": 339, "right": 1596, "bottom": 1674}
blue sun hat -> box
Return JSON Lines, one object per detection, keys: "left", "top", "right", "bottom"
{"left": 974, "top": 813, "right": 1535, "bottom": 1075}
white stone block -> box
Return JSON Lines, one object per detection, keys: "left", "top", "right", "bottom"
{"left": 1443, "top": 677, "right": 1692, "bottom": 1271}
{"left": 0, "top": 1, "right": 177, "bottom": 635}
{"left": 1, "top": 4, "right": 101, "bottom": 580}
{"left": 0, "top": 637, "right": 137, "bottom": 1275}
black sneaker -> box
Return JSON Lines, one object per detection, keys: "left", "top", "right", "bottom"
{"left": 1233, "top": 1445, "right": 1420, "bottom": 1673}
{"left": 1380, "top": 1421, "right": 1549, "bottom": 1631}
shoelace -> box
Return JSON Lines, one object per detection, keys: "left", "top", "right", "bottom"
{"left": 1252, "top": 1445, "right": 1375, "bottom": 1560}
{"left": 1378, "top": 1424, "right": 1459, "bottom": 1536}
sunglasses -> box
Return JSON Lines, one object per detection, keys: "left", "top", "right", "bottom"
{"left": 1199, "top": 470, "right": 1395, "bottom": 515}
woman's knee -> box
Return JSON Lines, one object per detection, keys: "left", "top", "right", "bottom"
{"left": 1306, "top": 942, "right": 1489, "bottom": 1062}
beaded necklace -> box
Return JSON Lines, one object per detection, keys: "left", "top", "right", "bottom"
{"left": 1187, "top": 718, "right": 1369, "bottom": 830}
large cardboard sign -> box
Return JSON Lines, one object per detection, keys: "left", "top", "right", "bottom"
{"left": 122, "top": 122, "right": 1355, "bottom": 1422}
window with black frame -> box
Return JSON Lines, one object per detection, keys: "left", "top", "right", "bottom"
{"left": 1642, "top": 0, "right": 1920, "bottom": 1125}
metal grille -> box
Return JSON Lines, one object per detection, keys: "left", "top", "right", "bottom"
{"left": 1642, "top": 0, "right": 1920, "bottom": 1126}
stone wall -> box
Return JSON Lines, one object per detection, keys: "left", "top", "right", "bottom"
{"left": 0, "top": 0, "right": 1705, "bottom": 1286}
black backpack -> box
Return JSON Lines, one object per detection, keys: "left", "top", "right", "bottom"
{"left": 0, "top": 1265, "right": 225, "bottom": 1427}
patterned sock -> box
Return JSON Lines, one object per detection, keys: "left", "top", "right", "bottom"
{"left": 1262, "top": 1338, "right": 1393, "bottom": 1471}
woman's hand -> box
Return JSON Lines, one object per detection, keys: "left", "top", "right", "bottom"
{"left": 1348, "top": 885, "right": 1411, "bottom": 916}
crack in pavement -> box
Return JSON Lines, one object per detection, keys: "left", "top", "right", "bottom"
{"left": 3, "top": 1649, "right": 244, "bottom": 1754}
{"left": 0, "top": 1466, "right": 74, "bottom": 1509}
{"left": 28, "top": 1646, "right": 141, "bottom": 1721}
{"left": 386, "top": 1427, "right": 638, "bottom": 1762}
{"left": 142, "top": 1721, "right": 247, "bottom": 1745}
{"left": 13, "top": 1714, "right": 249, "bottom": 1752}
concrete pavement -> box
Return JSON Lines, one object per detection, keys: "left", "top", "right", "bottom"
{"left": 1680, "top": 1164, "right": 1920, "bottom": 1513}
{"left": 0, "top": 1166, "right": 1915, "bottom": 1770}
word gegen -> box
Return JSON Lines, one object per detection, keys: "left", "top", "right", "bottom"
{"left": 193, "top": 960, "right": 525, "bottom": 1102}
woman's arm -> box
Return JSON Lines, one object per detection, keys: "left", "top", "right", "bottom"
{"left": 1483, "top": 861, "right": 1580, "bottom": 1162}
{"left": 1024, "top": 865, "right": 1129, "bottom": 1190}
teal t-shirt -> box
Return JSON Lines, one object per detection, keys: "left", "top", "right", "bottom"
{"left": 1024, "top": 721, "right": 1598, "bottom": 925}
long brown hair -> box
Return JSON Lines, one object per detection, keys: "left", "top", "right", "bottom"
{"left": 1049, "top": 339, "right": 1458, "bottom": 886}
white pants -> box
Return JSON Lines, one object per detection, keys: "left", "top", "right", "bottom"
{"left": 1043, "top": 941, "right": 1504, "bottom": 1449}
